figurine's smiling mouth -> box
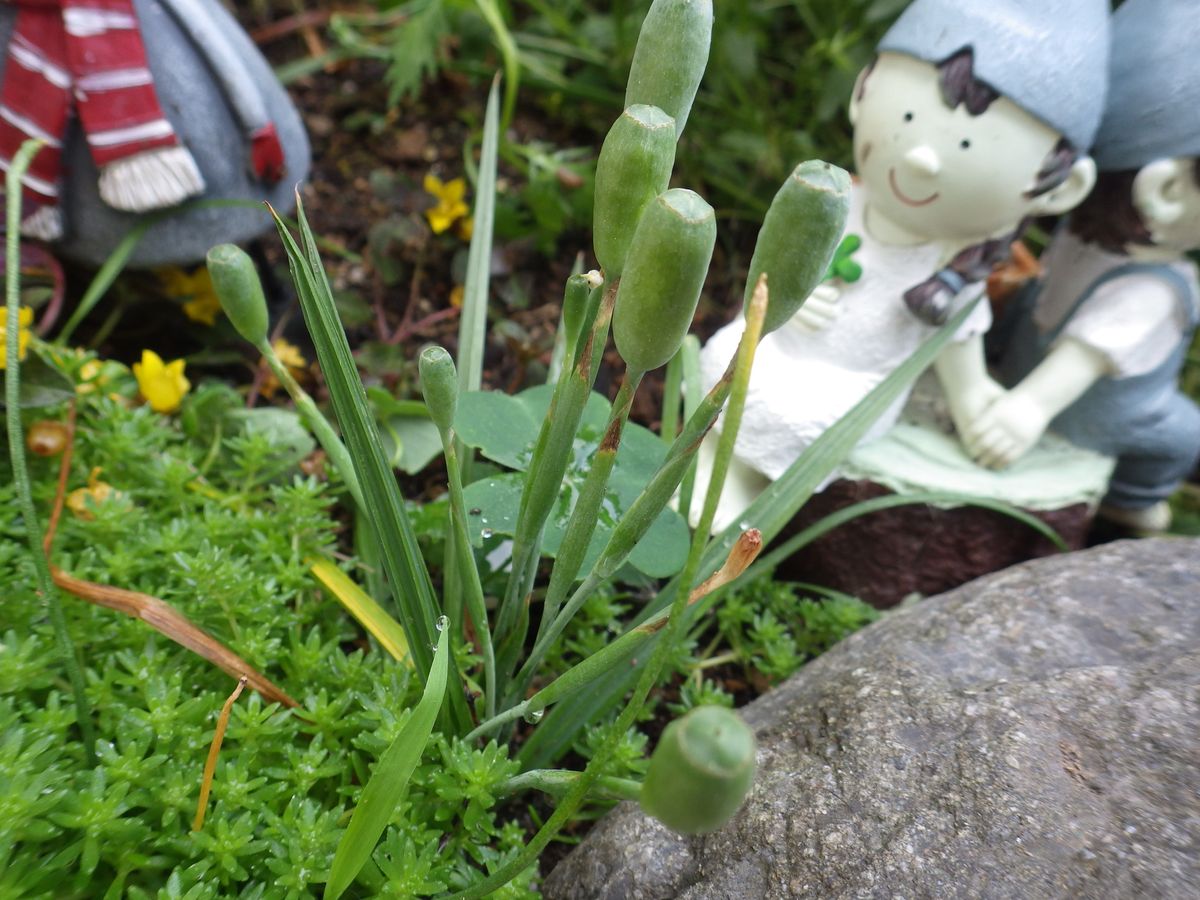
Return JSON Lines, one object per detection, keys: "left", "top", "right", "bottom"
{"left": 889, "top": 168, "right": 940, "bottom": 207}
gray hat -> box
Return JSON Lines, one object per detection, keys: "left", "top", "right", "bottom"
{"left": 878, "top": 0, "right": 1109, "bottom": 151}
{"left": 1093, "top": 0, "right": 1200, "bottom": 172}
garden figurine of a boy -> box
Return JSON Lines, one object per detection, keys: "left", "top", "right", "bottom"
{"left": 693, "top": 0, "right": 1109, "bottom": 531}
{"left": 964, "top": 0, "right": 1200, "bottom": 532}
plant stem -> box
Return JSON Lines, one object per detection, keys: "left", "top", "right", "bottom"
{"left": 5, "top": 138, "right": 96, "bottom": 763}
{"left": 496, "top": 769, "right": 642, "bottom": 804}
{"left": 439, "top": 428, "right": 497, "bottom": 718}
{"left": 492, "top": 280, "right": 616, "bottom": 675}
{"left": 257, "top": 338, "right": 364, "bottom": 511}
{"left": 449, "top": 279, "right": 770, "bottom": 900}
{"left": 520, "top": 368, "right": 644, "bottom": 686}
{"left": 512, "top": 352, "right": 737, "bottom": 697}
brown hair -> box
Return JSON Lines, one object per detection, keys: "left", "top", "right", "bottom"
{"left": 896, "top": 48, "right": 1080, "bottom": 325}
{"left": 1070, "top": 160, "right": 1200, "bottom": 254}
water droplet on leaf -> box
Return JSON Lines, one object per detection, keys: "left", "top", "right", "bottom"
{"left": 523, "top": 708, "right": 545, "bottom": 725}
{"left": 435, "top": 615, "right": 449, "bottom": 633}
{"left": 481, "top": 528, "right": 495, "bottom": 539}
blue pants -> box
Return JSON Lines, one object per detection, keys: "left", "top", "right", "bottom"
{"left": 994, "top": 267, "right": 1200, "bottom": 511}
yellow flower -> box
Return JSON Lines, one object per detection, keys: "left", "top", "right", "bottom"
{"left": 456, "top": 216, "right": 474, "bottom": 241}
{"left": 449, "top": 285, "right": 465, "bottom": 309}
{"left": 273, "top": 338, "right": 306, "bottom": 370}
{"left": 161, "top": 266, "right": 223, "bottom": 327}
{"left": 0, "top": 305, "right": 34, "bottom": 370}
{"left": 423, "top": 173, "right": 470, "bottom": 235}
{"left": 75, "top": 359, "right": 104, "bottom": 394}
{"left": 183, "top": 293, "right": 223, "bottom": 327}
{"left": 133, "top": 349, "right": 190, "bottom": 413}
{"left": 67, "top": 467, "right": 123, "bottom": 520}
{"left": 262, "top": 338, "right": 307, "bottom": 399}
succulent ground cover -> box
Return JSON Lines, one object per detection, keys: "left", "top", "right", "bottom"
{"left": 5, "top": 1, "right": 1200, "bottom": 897}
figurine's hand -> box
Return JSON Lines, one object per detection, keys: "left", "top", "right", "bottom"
{"left": 963, "top": 392, "right": 1050, "bottom": 469}
{"left": 792, "top": 283, "right": 842, "bottom": 331}
{"left": 945, "top": 375, "right": 1006, "bottom": 443}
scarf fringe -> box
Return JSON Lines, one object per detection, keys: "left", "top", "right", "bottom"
{"left": 98, "top": 145, "right": 205, "bottom": 212}
{"left": 21, "top": 204, "right": 63, "bottom": 241}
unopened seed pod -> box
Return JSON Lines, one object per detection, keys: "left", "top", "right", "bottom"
{"left": 613, "top": 189, "right": 715, "bottom": 373}
{"left": 207, "top": 244, "right": 269, "bottom": 347}
{"left": 640, "top": 706, "right": 756, "bottom": 835}
{"left": 593, "top": 105, "right": 676, "bottom": 277}
{"left": 418, "top": 345, "right": 458, "bottom": 434}
{"left": 625, "top": 0, "right": 713, "bottom": 140}
{"left": 748, "top": 161, "right": 851, "bottom": 335}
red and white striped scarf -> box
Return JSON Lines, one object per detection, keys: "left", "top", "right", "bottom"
{"left": 0, "top": 0, "right": 185, "bottom": 207}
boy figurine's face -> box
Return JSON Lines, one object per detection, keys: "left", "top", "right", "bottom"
{"left": 850, "top": 52, "right": 1087, "bottom": 244}
{"left": 1132, "top": 157, "right": 1200, "bottom": 255}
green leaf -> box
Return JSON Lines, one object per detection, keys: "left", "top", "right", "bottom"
{"left": 456, "top": 76, "right": 501, "bottom": 397}
{"left": 0, "top": 354, "right": 74, "bottom": 409}
{"left": 453, "top": 386, "right": 691, "bottom": 580}
{"left": 324, "top": 620, "right": 449, "bottom": 900}
{"left": 225, "top": 408, "right": 316, "bottom": 468}
{"left": 455, "top": 385, "right": 611, "bottom": 471}
{"left": 367, "top": 388, "right": 442, "bottom": 475}
{"left": 180, "top": 382, "right": 242, "bottom": 438}
{"left": 270, "top": 201, "right": 442, "bottom": 678}
{"left": 454, "top": 391, "right": 538, "bottom": 470}
{"left": 382, "top": 0, "right": 449, "bottom": 106}
{"left": 460, "top": 465, "right": 689, "bottom": 579}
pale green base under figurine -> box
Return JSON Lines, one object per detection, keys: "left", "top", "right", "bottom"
{"left": 845, "top": 373, "right": 1115, "bottom": 512}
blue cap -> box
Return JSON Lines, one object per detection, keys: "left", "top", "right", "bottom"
{"left": 878, "top": 0, "right": 1110, "bottom": 151}
{"left": 1092, "top": 0, "right": 1200, "bottom": 172}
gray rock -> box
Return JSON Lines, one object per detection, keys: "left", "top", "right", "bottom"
{"left": 545, "top": 539, "right": 1200, "bottom": 900}
{"left": 0, "top": 0, "right": 309, "bottom": 267}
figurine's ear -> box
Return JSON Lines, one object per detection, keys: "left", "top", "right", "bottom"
{"left": 1030, "top": 156, "right": 1097, "bottom": 216}
{"left": 1132, "top": 158, "right": 1188, "bottom": 227}
{"left": 848, "top": 67, "right": 871, "bottom": 125}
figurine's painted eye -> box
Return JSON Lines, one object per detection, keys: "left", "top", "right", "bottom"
{"left": 903, "top": 112, "right": 914, "bottom": 122}
{"left": 960, "top": 139, "right": 971, "bottom": 150}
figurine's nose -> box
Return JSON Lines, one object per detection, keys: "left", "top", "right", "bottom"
{"left": 903, "top": 145, "right": 941, "bottom": 176}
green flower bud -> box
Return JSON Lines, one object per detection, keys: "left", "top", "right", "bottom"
{"left": 207, "top": 243, "right": 269, "bottom": 347}
{"left": 747, "top": 161, "right": 851, "bottom": 335}
{"left": 640, "top": 706, "right": 756, "bottom": 835}
{"left": 593, "top": 105, "right": 676, "bottom": 277}
{"left": 625, "top": 0, "right": 713, "bottom": 139}
{"left": 613, "top": 188, "right": 716, "bottom": 373}
{"left": 419, "top": 345, "right": 458, "bottom": 434}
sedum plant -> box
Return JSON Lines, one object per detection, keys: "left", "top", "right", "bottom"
{"left": 219, "top": 2, "right": 844, "bottom": 886}
{"left": 0, "top": 5, "right": 1033, "bottom": 897}
{"left": 0, "top": 3, "right": 974, "bottom": 897}
{"left": 203, "top": 0, "right": 976, "bottom": 895}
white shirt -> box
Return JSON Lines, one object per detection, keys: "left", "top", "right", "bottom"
{"left": 700, "top": 183, "right": 991, "bottom": 479}
{"left": 1031, "top": 229, "right": 1197, "bottom": 378}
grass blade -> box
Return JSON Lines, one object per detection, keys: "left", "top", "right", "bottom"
{"left": 310, "top": 558, "right": 411, "bottom": 664}
{"left": 456, "top": 75, "right": 501, "bottom": 398}
{"left": 270, "top": 205, "right": 439, "bottom": 668}
{"left": 6, "top": 138, "right": 96, "bottom": 761}
{"left": 472, "top": 4, "right": 519, "bottom": 130}
{"left": 325, "top": 620, "right": 450, "bottom": 900}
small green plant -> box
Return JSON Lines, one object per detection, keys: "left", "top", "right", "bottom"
{"left": 206, "top": 1, "right": 988, "bottom": 894}
{"left": 3, "top": 3, "right": 1001, "bottom": 896}
{"left": 706, "top": 576, "right": 880, "bottom": 683}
